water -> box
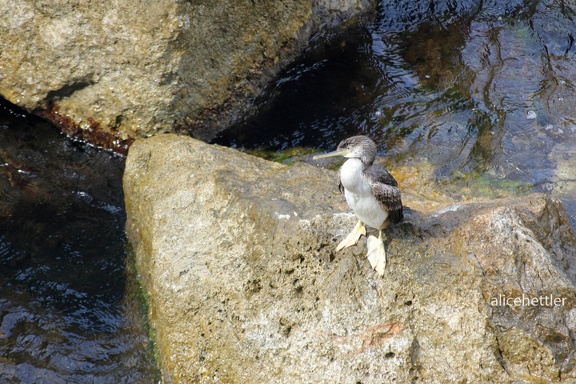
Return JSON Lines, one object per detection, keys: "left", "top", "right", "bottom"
{"left": 213, "top": 0, "right": 576, "bottom": 227}
{"left": 0, "top": 99, "right": 160, "bottom": 383}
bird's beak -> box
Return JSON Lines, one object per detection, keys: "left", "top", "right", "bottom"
{"left": 313, "top": 149, "right": 350, "bottom": 160}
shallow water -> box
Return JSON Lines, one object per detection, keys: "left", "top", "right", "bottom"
{"left": 213, "top": 0, "right": 576, "bottom": 227}
{"left": 0, "top": 100, "right": 160, "bottom": 383}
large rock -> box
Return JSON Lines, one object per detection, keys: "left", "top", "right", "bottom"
{"left": 124, "top": 134, "right": 576, "bottom": 383}
{"left": 0, "top": 0, "right": 373, "bottom": 153}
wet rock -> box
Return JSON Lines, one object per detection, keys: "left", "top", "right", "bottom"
{"left": 124, "top": 134, "right": 576, "bottom": 383}
{"left": 0, "top": 0, "right": 374, "bottom": 153}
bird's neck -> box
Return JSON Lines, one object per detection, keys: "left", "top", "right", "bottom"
{"left": 340, "top": 158, "right": 367, "bottom": 193}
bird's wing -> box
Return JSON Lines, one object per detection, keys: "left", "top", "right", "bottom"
{"left": 364, "top": 165, "right": 404, "bottom": 224}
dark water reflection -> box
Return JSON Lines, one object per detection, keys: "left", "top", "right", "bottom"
{"left": 0, "top": 100, "right": 159, "bottom": 382}
{"left": 213, "top": 0, "right": 576, "bottom": 227}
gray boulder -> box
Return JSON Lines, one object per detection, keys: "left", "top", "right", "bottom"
{"left": 124, "top": 134, "right": 576, "bottom": 383}
{"left": 0, "top": 0, "right": 373, "bottom": 153}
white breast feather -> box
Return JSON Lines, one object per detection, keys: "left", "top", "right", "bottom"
{"left": 340, "top": 159, "right": 389, "bottom": 229}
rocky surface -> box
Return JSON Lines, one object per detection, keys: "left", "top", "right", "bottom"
{"left": 124, "top": 134, "right": 576, "bottom": 383}
{"left": 0, "top": 0, "right": 374, "bottom": 153}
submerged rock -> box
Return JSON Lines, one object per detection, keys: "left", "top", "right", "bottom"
{"left": 0, "top": 0, "right": 374, "bottom": 153}
{"left": 124, "top": 134, "right": 576, "bottom": 382}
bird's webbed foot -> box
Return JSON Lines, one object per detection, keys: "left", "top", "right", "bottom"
{"left": 335, "top": 220, "right": 366, "bottom": 251}
{"left": 367, "top": 230, "right": 386, "bottom": 276}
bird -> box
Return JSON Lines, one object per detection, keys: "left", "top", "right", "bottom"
{"left": 313, "top": 135, "right": 403, "bottom": 275}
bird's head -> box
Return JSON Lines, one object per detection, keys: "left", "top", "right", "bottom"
{"left": 313, "top": 135, "right": 377, "bottom": 165}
